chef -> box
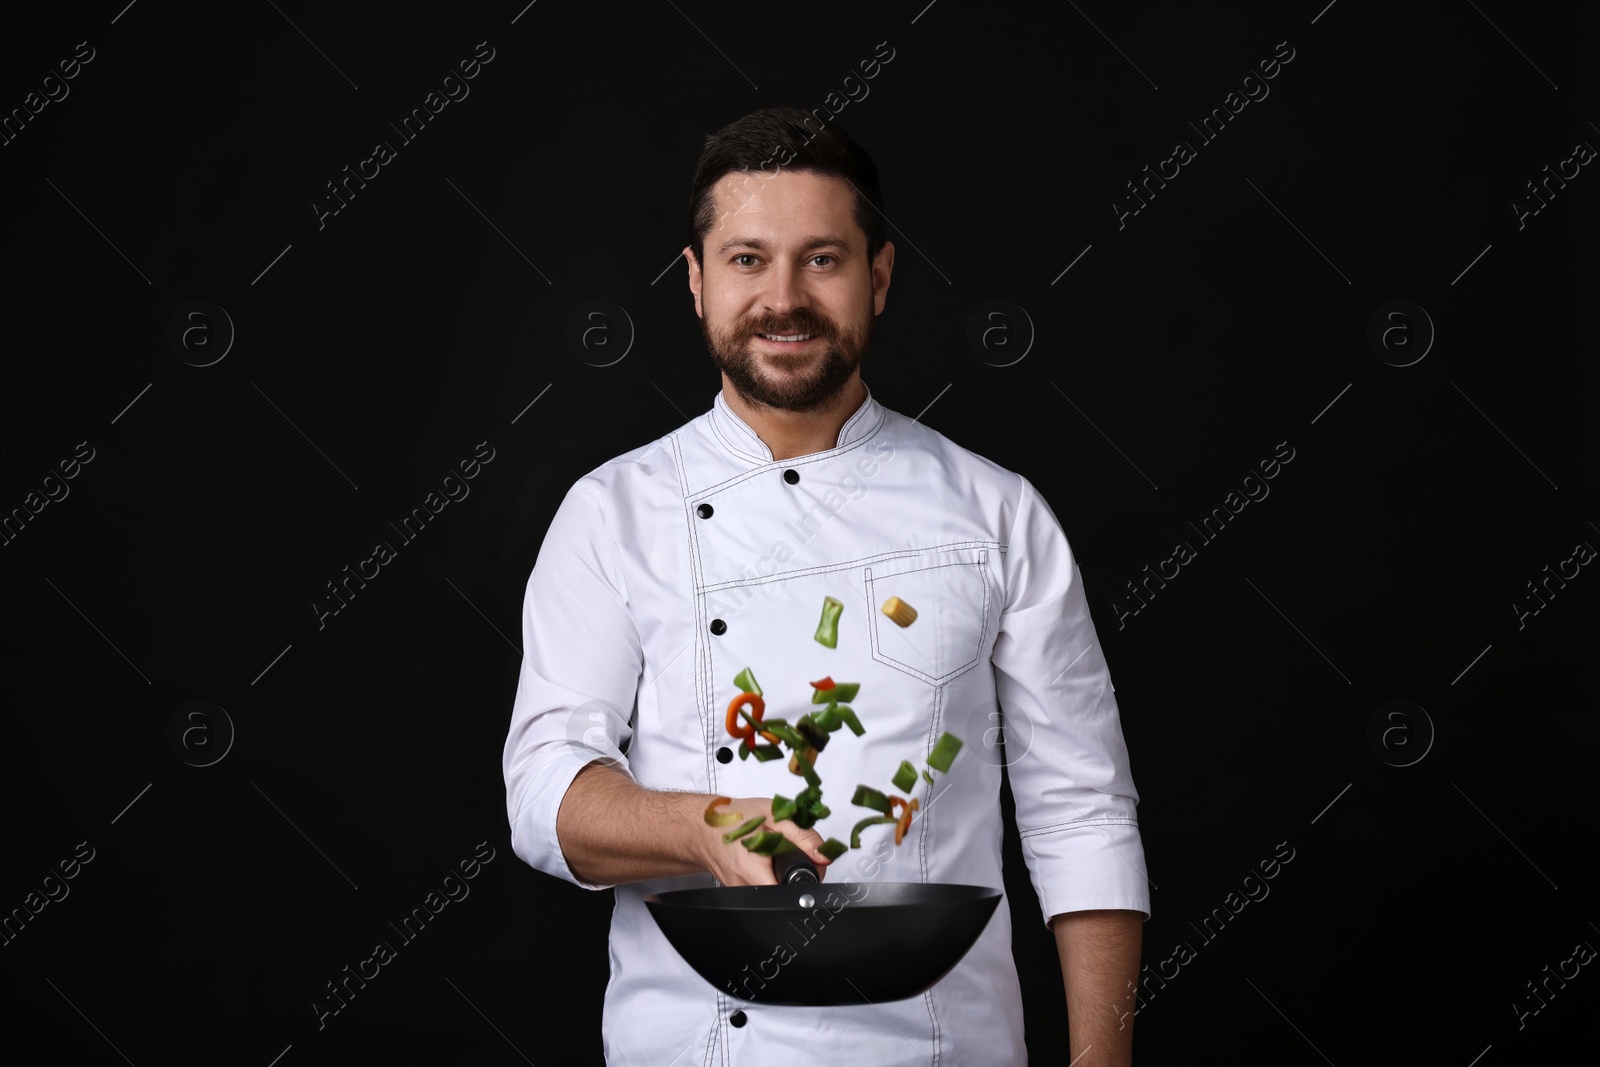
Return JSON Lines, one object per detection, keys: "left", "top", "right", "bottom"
{"left": 503, "top": 106, "right": 1150, "bottom": 1066}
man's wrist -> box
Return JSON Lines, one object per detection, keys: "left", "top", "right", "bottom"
{"left": 672, "top": 789, "right": 715, "bottom": 873}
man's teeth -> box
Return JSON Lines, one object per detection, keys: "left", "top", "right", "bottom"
{"left": 762, "top": 333, "right": 813, "bottom": 341}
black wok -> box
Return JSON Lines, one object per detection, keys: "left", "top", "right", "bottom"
{"left": 644, "top": 860, "right": 1000, "bottom": 1006}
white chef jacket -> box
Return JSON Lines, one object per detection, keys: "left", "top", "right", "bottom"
{"left": 504, "top": 382, "right": 1150, "bottom": 1066}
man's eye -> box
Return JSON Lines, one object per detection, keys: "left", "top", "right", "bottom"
{"left": 810, "top": 255, "right": 835, "bottom": 267}
{"left": 733, "top": 254, "right": 758, "bottom": 267}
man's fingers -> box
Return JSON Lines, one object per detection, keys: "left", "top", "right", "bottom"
{"left": 802, "top": 829, "right": 829, "bottom": 863}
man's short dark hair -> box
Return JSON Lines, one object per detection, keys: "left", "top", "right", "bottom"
{"left": 687, "top": 106, "right": 886, "bottom": 270}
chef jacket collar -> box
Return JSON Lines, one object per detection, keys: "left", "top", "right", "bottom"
{"left": 709, "top": 381, "right": 885, "bottom": 464}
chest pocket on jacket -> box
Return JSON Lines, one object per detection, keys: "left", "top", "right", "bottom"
{"left": 864, "top": 547, "right": 992, "bottom": 687}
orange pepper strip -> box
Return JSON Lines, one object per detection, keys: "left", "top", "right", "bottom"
{"left": 729, "top": 694, "right": 779, "bottom": 745}
{"left": 890, "top": 796, "right": 916, "bottom": 846}
{"left": 725, "top": 692, "right": 765, "bottom": 743}
{"left": 810, "top": 676, "right": 836, "bottom": 690}
{"left": 703, "top": 796, "right": 744, "bottom": 827}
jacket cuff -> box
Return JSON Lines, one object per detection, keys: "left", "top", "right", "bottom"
{"left": 509, "top": 750, "right": 619, "bottom": 892}
{"left": 1020, "top": 817, "right": 1151, "bottom": 926}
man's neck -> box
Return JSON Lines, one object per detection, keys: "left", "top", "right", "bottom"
{"left": 721, "top": 375, "right": 868, "bottom": 462}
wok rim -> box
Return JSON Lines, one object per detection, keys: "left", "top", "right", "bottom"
{"left": 644, "top": 881, "right": 1001, "bottom": 909}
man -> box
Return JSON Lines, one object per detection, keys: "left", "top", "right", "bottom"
{"left": 504, "top": 107, "right": 1148, "bottom": 1065}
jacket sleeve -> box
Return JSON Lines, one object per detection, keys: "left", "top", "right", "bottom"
{"left": 502, "top": 476, "right": 643, "bottom": 890}
{"left": 992, "top": 474, "right": 1151, "bottom": 926}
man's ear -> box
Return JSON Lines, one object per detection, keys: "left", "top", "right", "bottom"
{"left": 684, "top": 246, "right": 704, "bottom": 318}
{"left": 871, "top": 240, "right": 895, "bottom": 316}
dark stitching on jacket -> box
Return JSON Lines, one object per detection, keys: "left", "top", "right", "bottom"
{"left": 699, "top": 541, "right": 1003, "bottom": 595}
{"left": 709, "top": 411, "right": 767, "bottom": 465}
{"left": 706, "top": 398, "right": 888, "bottom": 473}
{"left": 866, "top": 557, "right": 992, "bottom": 686}
{"left": 700, "top": 424, "right": 887, "bottom": 491}
{"left": 672, "top": 432, "right": 719, "bottom": 792}
{"left": 1019, "top": 817, "right": 1140, "bottom": 838}
{"left": 919, "top": 684, "right": 940, "bottom": 886}
{"left": 702, "top": 992, "right": 721, "bottom": 1067}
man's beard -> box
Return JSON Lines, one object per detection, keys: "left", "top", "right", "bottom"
{"left": 702, "top": 304, "right": 873, "bottom": 413}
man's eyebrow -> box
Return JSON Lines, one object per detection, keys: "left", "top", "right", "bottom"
{"left": 716, "top": 235, "right": 852, "bottom": 255}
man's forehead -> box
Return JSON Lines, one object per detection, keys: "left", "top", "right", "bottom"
{"left": 714, "top": 165, "right": 849, "bottom": 192}
{"left": 709, "top": 169, "right": 862, "bottom": 244}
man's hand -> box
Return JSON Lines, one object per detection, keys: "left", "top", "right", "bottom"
{"left": 694, "top": 795, "right": 833, "bottom": 887}
{"left": 556, "top": 760, "right": 832, "bottom": 887}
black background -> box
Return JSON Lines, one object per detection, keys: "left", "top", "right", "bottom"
{"left": 2, "top": 1, "right": 1596, "bottom": 1064}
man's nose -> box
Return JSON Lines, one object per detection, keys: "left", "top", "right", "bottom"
{"left": 761, "top": 262, "right": 809, "bottom": 315}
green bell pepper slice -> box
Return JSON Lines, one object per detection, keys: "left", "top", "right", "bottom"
{"left": 791, "top": 749, "right": 821, "bottom": 788}
{"left": 850, "top": 815, "right": 896, "bottom": 849}
{"left": 812, "top": 681, "right": 860, "bottom": 704}
{"left": 733, "top": 666, "right": 762, "bottom": 696}
{"left": 852, "top": 785, "right": 891, "bottom": 814}
{"left": 740, "top": 829, "right": 798, "bottom": 855}
{"left": 766, "top": 722, "right": 809, "bottom": 750}
{"left": 832, "top": 705, "right": 864, "bottom": 737}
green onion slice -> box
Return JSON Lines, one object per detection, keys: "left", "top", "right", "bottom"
{"left": 814, "top": 596, "right": 844, "bottom": 648}
{"left": 927, "top": 731, "right": 964, "bottom": 773}
{"left": 833, "top": 705, "right": 865, "bottom": 737}
{"left": 721, "top": 816, "right": 766, "bottom": 843}
{"left": 818, "top": 838, "right": 848, "bottom": 861}
{"left": 891, "top": 760, "right": 918, "bottom": 793}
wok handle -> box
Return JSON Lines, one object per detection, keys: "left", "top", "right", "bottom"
{"left": 772, "top": 849, "right": 820, "bottom": 884}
